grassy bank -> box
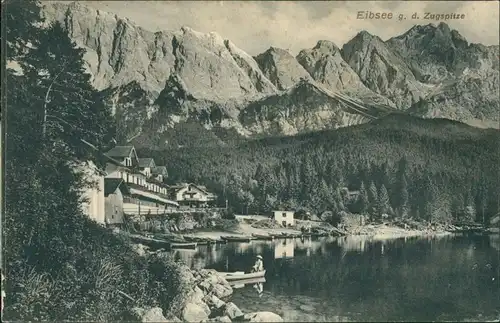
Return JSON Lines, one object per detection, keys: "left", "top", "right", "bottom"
{"left": 3, "top": 215, "right": 193, "bottom": 321}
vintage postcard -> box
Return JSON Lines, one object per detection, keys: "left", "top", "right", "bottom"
{"left": 2, "top": 0, "right": 499, "bottom": 322}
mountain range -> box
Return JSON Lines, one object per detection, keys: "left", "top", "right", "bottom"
{"left": 41, "top": 2, "right": 499, "bottom": 148}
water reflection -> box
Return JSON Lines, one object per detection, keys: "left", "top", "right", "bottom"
{"left": 230, "top": 277, "right": 266, "bottom": 298}
{"left": 274, "top": 238, "right": 294, "bottom": 259}
{"left": 337, "top": 235, "right": 369, "bottom": 253}
{"left": 168, "top": 234, "right": 500, "bottom": 322}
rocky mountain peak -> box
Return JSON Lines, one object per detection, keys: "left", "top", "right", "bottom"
{"left": 341, "top": 29, "right": 424, "bottom": 108}
{"left": 297, "top": 39, "right": 392, "bottom": 107}
{"left": 385, "top": 22, "right": 473, "bottom": 82}
{"left": 312, "top": 40, "right": 341, "bottom": 53}
{"left": 254, "top": 46, "right": 312, "bottom": 91}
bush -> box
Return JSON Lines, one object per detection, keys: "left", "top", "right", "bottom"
{"left": 220, "top": 207, "right": 236, "bottom": 220}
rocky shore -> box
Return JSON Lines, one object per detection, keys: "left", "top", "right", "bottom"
{"left": 129, "top": 254, "right": 283, "bottom": 323}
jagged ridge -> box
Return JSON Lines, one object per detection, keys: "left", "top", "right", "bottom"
{"left": 41, "top": 2, "right": 499, "bottom": 148}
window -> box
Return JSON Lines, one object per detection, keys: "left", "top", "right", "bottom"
{"left": 282, "top": 212, "right": 287, "bottom": 217}
{"left": 125, "top": 157, "right": 131, "bottom": 166}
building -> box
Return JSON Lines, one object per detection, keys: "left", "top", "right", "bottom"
{"left": 138, "top": 158, "right": 156, "bottom": 177}
{"left": 151, "top": 166, "right": 168, "bottom": 182}
{"left": 103, "top": 146, "right": 178, "bottom": 215}
{"left": 105, "top": 146, "right": 139, "bottom": 167}
{"left": 272, "top": 210, "right": 295, "bottom": 227}
{"left": 78, "top": 160, "right": 106, "bottom": 225}
{"left": 171, "top": 183, "right": 217, "bottom": 207}
{"left": 105, "top": 162, "right": 148, "bottom": 187}
{"left": 104, "top": 178, "right": 130, "bottom": 226}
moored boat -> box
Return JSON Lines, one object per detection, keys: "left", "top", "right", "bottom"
{"left": 220, "top": 270, "right": 266, "bottom": 282}
{"left": 129, "top": 234, "right": 170, "bottom": 249}
{"left": 170, "top": 242, "right": 198, "bottom": 249}
{"left": 251, "top": 233, "right": 274, "bottom": 240}
{"left": 220, "top": 235, "right": 252, "bottom": 243}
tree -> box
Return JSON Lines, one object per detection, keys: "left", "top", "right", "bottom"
{"left": 316, "top": 179, "right": 334, "bottom": 213}
{"left": 5, "top": 0, "right": 44, "bottom": 61}
{"left": 23, "top": 21, "right": 114, "bottom": 158}
{"left": 368, "top": 181, "right": 378, "bottom": 218}
{"left": 359, "top": 181, "right": 369, "bottom": 214}
{"left": 377, "top": 184, "right": 390, "bottom": 219}
{"left": 399, "top": 175, "right": 409, "bottom": 217}
{"left": 464, "top": 190, "right": 476, "bottom": 223}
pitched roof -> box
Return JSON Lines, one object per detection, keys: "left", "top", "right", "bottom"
{"left": 152, "top": 166, "right": 168, "bottom": 175}
{"left": 138, "top": 158, "right": 155, "bottom": 168}
{"left": 104, "top": 178, "right": 129, "bottom": 196}
{"left": 105, "top": 146, "right": 135, "bottom": 158}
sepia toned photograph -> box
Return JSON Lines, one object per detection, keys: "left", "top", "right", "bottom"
{"left": 1, "top": 0, "right": 499, "bottom": 322}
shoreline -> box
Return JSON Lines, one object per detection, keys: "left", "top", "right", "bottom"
{"left": 180, "top": 221, "right": 454, "bottom": 243}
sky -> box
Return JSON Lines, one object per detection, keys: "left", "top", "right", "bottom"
{"left": 71, "top": 1, "right": 498, "bottom": 55}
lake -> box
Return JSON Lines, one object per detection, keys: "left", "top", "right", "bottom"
{"left": 171, "top": 234, "right": 500, "bottom": 322}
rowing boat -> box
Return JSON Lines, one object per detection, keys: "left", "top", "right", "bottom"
{"left": 251, "top": 233, "right": 274, "bottom": 240}
{"left": 220, "top": 235, "right": 252, "bottom": 243}
{"left": 170, "top": 242, "right": 197, "bottom": 249}
{"left": 220, "top": 270, "right": 266, "bottom": 282}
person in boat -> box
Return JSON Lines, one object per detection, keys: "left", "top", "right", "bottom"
{"left": 251, "top": 255, "right": 264, "bottom": 272}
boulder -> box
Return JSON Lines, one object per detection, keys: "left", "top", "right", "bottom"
{"left": 195, "top": 270, "right": 233, "bottom": 299}
{"left": 222, "top": 302, "right": 244, "bottom": 320}
{"left": 182, "top": 302, "right": 210, "bottom": 322}
{"left": 178, "top": 265, "right": 196, "bottom": 284}
{"left": 212, "top": 283, "right": 233, "bottom": 299}
{"left": 131, "top": 307, "right": 181, "bottom": 322}
{"left": 242, "top": 312, "right": 284, "bottom": 322}
{"left": 203, "top": 294, "right": 226, "bottom": 310}
{"left": 184, "top": 286, "right": 211, "bottom": 315}
{"left": 198, "top": 280, "right": 212, "bottom": 292}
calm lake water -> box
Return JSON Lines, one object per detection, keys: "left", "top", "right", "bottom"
{"left": 171, "top": 234, "right": 500, "bottom": 322}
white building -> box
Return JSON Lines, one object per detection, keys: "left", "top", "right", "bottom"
{"left": 272, "top": 210, "right": 295, "bottom": 227}
{"left": 78, "top": 160, "right": 106, "bottom": 225}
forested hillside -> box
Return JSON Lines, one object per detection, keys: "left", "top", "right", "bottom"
{"left": 139, "top": 115, "right": 499, "bottom": 224}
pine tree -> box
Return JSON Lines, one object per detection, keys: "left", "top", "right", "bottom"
{"left": 464, "top": 190, "right": 476, "bottom": 223}
{"left": 399, "top": 175, "right": 409, "bottom": 217}
{"left": 359, "top": 181, "right": 369, "bottom": 214}
{"left": 5, "top": 0, "right": 44, "bottom": 61}
{"left": 368, "top": 181, "right": 378, "bottom": 217}
{"left": 317, "top": 179, "right": 335, "bottom": 213}
{"left": 377, "top": 184, "right": 390, "bottom": 219}
{"left": 23, "top": 21, "right": 114, "bottom": 159}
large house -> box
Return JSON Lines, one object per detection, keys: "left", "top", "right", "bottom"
{"left": 78, "top": 143, "right": 224, "bottom": 225}
{"left": 103, "top": 148, "right": 178, "bottom": 215}
{"left": 171, "top": 183, "right": 217, "bottom": 207}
